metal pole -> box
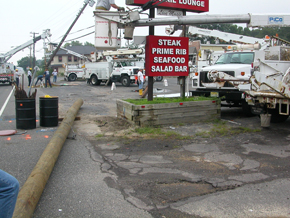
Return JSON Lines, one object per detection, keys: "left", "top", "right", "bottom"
{"left": 134, "top": 14, "right": 251, "bottom": 27}
{"left": 28, "top": 32, "right": 38, "bottom": 97}
{"left": 13, "top": 98, "right": 84, "bottom": 218}
{"left": 31, "top": 34, "right": 36, "bottom": 94}
{"left": 180, "top": 10, "right": 186, "bottom": 99}
{"left": 29, "top": 46, "right": 32, "bottom": 70}
{"left": 147, "top": 8, "right": 155, "bottom": 101}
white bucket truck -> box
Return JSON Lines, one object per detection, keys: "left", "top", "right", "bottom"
{"left": 84, "top": 49, "right": 144, "bottom": 86}
{"left": 245, "top": 45, "right": 290, "bottom": 123}
{"left": 187, "top": 26, "right": 272, "bottom": 115}
{"left": 60, "top": 47, "right": 91, "bottom": 81}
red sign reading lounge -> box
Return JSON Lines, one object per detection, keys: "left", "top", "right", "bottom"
{"left": 126, "top": 0, "right": 209, "bottom": 13}
{"left": 145, "top": 35, "right": 189, "bottom": 77}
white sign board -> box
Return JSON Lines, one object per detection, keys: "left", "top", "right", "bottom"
{"left": 157, "top": 8, "right": 183, "bottom": 17}
{"left": 248, "top": 14, "right": 290, "bottom": 27}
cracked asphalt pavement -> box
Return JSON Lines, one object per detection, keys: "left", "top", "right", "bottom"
{"left": 1, "top": 77, "right": 290, "bottom": 217}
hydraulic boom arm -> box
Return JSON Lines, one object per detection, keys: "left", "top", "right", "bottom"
{"left": 60, "top": 47, "right": 92, "bottom": 62}
{"left": 0, "top": 29, "right": 51, "bottom": 64}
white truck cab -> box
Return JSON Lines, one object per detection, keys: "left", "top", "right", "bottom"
{"left": 192, "top": 51, "right": 254, "bottom": 90}
{"left": 190, "top": 51, "right": 255, "bottom": 115}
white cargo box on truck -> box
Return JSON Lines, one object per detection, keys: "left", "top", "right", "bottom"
{"left": 84, "top": 58, "right": 143, "bottom": 87}
{"left": 64, "top": 64, "right": 85, "bottom": 81}
{"left": 84, "top": 61, "right": 113, "bottom": 85}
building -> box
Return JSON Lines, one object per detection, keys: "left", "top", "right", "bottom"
{"left": 50, "top": 45, "right": 96, "bottom": 73}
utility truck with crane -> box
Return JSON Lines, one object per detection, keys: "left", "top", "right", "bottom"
{"left": 244, "top": 43, "right": 290, "bottom": 123}
{"left": 186, "top": 26, "right": 281, "bottom": 115}
{"left": 198, "top": 40, "right": 290, "bottom": 123}
{"left": 44, "top": 0, "right": 290, "bottom": 99}
{"left": 84, "top": 48, "right": 144, "bottom": 86}
{"left": 60, "top": 47, "right": 92, "bottom": 81}
{"left": 0, "top": 29, "right": 51, "bottom": 85}
{"left": 91, "top": 5, "right": 290, "bottom": 101}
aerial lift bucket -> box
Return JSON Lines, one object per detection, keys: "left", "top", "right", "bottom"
{"left": 94, "top": 11, "right": 121, "bottom": 50}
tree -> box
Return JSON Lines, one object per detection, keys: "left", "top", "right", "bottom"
{"left": 84, "top": 41, "right": 94, "bottom": 47}
{"left": 17, "top": 56, "right": 44, "bottom": 73}
{"left": 17, "top": 56, "right": 34, "bottom": 70}
{"left": 63, "top": 41, "right": 95, "bottom": 48}
{"left": 64, "top": 41, "right": 84, "bottom": 47}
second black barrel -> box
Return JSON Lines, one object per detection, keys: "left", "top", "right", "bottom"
{"left": 39, "top": 96, "right": 58, "bottom": 127}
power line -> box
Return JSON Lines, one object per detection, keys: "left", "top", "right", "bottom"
{"left": 32, "top": 0, "right": 81, "bottom": 31}
{"left": 35, "top": 29, "right": 95, "bottom": 54}
{"left": 64, "top": 31, "right": 94, "bottom": 42}
{"left": 70, "top": 25, "right": 94, "bottom": 35}
{"left": 53, "top": 25, "right": 94, "bottom": 42}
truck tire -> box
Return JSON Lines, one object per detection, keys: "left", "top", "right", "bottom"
{"left": 155, "top": 76, "right": 163, "bottom": 82}
{"left": 91, "top": 75, "right": 101, "bottom": 85}
{"left": 268, "top": 107, "right": 289, "bottom": 123}
{"left": 242, "top": 100, "right": 255, "bottom": 117}
{"left": 121, "top": 75, "right": 130, "bottom": 87}
{"left": 68, "top": 73, "right": 77, "bottom": 81}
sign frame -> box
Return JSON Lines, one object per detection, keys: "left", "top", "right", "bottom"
{"left": 126, "top": 0, "right": 209, "bottom": 13}
{"left": 145, "top": 35, "right": 189, "bottom": 77}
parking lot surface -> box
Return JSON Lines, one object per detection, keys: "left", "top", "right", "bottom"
{"left": 1, "top": 77, "right": 290, "bottom": 217}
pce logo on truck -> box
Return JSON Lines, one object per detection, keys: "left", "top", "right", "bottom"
{"left": 268, "top": 16, "right": 284, "bottom": 24}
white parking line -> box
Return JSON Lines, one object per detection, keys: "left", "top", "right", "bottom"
{"left": 0, "top": 86, "right": 15, "bottom": 117}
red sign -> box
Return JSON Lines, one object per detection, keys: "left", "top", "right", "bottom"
{"left": 145, "top": 35, "right": 189, "bottom": 77}
{"left": 126, "top": 0, "right": 209, "bottom": 13}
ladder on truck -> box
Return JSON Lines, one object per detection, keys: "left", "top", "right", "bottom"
{"left": 271, "top": 35, "right": 290, "bottom": 46}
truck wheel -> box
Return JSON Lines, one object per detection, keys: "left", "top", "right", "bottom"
{"left": 242, "top": 101, "right": 255, "bottom": 117}
{"left": 121, "top": 75, "right": 130, "bottom": 87}
{"left": 91, "top": 75, "right": 100, "bottom": 85}
{"left": 68, "top": 73, "right": 77, "bottom": 81}
{"left": 155, "top": 76, "right": 163, "bottom": 82}
{"left": 268, "top": 107, "right": 289, "bottom": 123}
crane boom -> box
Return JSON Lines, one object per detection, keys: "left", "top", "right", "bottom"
{"left": 0, "top": 29, "right": 51, "bottom": 64}
{"left": 60, "top": 47, "right": 92, "bottom": 62}
{"left": 187, "top": 26, "right": 268, "bottom": 48}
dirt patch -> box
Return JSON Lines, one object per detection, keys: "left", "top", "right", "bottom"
{"left": 73, "top": 115, "right": 134, "bottom": 137}
{"left": 95, "top": 116, "right": 133, "bottom": 133}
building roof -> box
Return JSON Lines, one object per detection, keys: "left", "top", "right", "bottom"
{"left": 56, "top": 45, "right": 96, "bottom": 56}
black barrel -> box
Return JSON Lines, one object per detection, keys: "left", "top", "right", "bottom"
{"left": 39, "top": 96, "right": 59, "bottom": 127}
{"left": 15, "top": 98, "right": 36, "bottom": 129}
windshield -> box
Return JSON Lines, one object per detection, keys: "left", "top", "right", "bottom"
{"left": 215, "top": 52, "right": 254, "bottom": 65}
{"left": 114, "top": 61, "right": 142, "bottom": 67}
{"left": 114, "top": 62, "right": 134, "bottom": 67}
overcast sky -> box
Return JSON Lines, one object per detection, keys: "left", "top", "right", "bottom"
{"left": 1, "top": 0, "right": 289, "bottom": 65}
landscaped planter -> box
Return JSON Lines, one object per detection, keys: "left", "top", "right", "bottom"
{"left": 116, "top": 98, "right": 221, "bottom": 127}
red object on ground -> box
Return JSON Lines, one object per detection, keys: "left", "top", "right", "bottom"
{"left": 0, "top": 130, "right": 17, "bottom": 136}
